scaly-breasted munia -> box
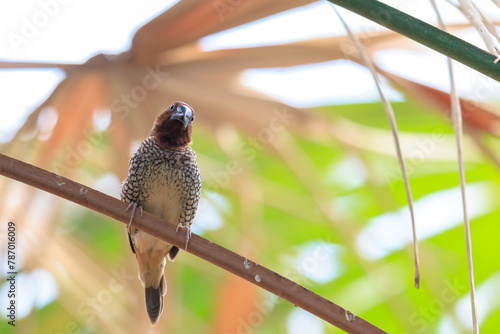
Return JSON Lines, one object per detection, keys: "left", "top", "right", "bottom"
{"left": 121, "top": 101, "right": 201, "bottom": 326}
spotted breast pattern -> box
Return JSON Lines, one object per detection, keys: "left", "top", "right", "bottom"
{"left": 121, "top": 136, "right": 201, "bottom": 242}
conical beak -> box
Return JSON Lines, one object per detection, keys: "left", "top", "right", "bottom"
{"left": 170, "top": 105, "right": 193, "bottom": 129}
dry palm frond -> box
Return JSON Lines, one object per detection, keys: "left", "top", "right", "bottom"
{"left": 432, "top": 0, "right": 479, "bottom": 332}
{"left": 332, "top": 5, "right": 420, "bottom": 289}
{"left": 451, "top": 0, "right": 500, "bottom": 57}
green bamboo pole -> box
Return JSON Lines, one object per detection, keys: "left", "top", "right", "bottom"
{"left": 327, "top": 0, "right": 500, "bottom": 82}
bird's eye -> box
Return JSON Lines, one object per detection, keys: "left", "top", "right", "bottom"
{"left": 169, "top": 104, "right": 174, "bottom": 111}
{"left": 190, "top": 116, "right": 195, "bottom": 122}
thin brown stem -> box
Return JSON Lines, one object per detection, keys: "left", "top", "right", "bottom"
{"left": 431, "top": 2, "right": 479, "bottom": 331}
{"left": 0, "top": 153, "right": 386, "bottom": 334}
{"left": 333, "top": 6, "right": 420, "bottom": 289}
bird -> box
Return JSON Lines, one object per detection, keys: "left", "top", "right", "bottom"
{"left": 121, "top": 101, "right": 201, "bottom": 326}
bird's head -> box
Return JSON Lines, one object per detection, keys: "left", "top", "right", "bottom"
{"left": 150, "top": 101, "right": 196, "bottom": 149}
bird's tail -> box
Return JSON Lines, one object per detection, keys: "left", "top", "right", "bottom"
{"left": 145, "top": 274, "right": 167, "bottom": 326}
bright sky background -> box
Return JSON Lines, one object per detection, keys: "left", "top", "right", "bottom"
{"left": 1, "top": 0, "right": 500, "bottom": 142}
{"left": 2, "top": 1, "right": 500, "bottom": 332}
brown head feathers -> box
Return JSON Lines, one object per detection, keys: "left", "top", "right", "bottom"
{"left": 150, "top": 101, "right": 195, "bottom": 149}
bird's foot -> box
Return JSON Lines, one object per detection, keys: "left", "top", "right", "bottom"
{"left": 176, "top": 223, "right": 192, "bottom": 250}
{"left": 126, "top": 202, "right": 143, "bottom": 229}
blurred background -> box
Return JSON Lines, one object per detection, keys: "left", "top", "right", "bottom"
{"left": 1, "top": 0, "right": 500, "bottom": 333}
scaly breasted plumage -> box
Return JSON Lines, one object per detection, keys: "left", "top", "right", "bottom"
{"left": 121, "top": 101, "right": 201, "bottom": 326}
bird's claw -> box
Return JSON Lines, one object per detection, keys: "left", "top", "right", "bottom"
{"left": 176, "top": 223, "right": 192, "bottom": 250}
{"left": 126, "top": 202, "right": 143, "bottom": 229}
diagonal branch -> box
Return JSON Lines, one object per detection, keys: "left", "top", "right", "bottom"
{"left": 0, "top": 153, "right": 386, "bottom": 334}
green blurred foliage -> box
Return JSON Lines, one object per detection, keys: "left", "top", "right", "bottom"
{"left": 4, "top": 98, "right": 500, "bottom": 334}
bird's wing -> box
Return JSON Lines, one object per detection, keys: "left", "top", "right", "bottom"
{"left": 121, "top": 151, "right": 147, "bottom": 255}
{"left": 127, "top": 229, "right": 136, "bottom": 254}
{"left": 167, "top": 246, "right": 180, "bottom": 261}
